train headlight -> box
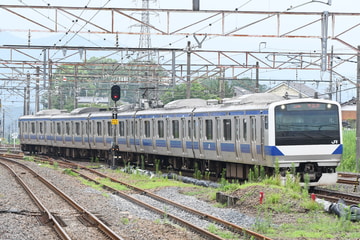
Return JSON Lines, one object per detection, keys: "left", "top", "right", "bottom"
{"left": 327, "top": 104, "right": 332, "bottom": 109}
{"left": 281, "top": 105, "right": 286, "bottom": 110}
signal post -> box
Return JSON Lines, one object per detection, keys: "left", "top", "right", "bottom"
{"left": 110, "top": 85, "right": 121, "bottom": 169}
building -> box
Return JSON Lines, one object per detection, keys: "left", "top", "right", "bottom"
{"left": 266, "top": 81, "right": 327, "bottom": 99}
{"left": 77, "top": 97, "right": 109, "bottom": 104}
{"left": 341, "top": 97, "right": 356, "bottom": 128}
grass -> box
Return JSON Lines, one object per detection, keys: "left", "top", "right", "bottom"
{"left": 339, "top": 129, "right": 357, "bottom": 172}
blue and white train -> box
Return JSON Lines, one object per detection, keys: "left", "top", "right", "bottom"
{"left": 18, "top": 93, "right": 342, "bottom": 185}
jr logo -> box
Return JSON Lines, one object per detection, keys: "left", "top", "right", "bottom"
{"left": 331, "top": 140, "right": 338, "bottom": 144}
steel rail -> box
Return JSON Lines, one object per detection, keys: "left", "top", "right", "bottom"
{"left": 0, "top": 159, "right": 72, "bottom": 240}
{"left": 0, "top": 156, "right": 124, "bottom": 240}
{"left": 68, "top": 163, "right": 271, "bottom": 240}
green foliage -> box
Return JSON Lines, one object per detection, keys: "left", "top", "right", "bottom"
{"left": 121, "top": 218, "right": 130, "bottom": 225}
{"left": 160, "top": 81, "right": 218, "bottom": 104}
{"left": 206, "top": 223, "right": 239, "bottom": 239}
{"left": 63, "top": 168, "right": 78, "bottom": 176}
{"left": 23, "top": 156, "right": 35, "bottom": 162}
{"left": 155, "top": 159, "right": 161, "bottom": 174}
{"left": 339, "top": 129, "right": 356, "bottom": 172}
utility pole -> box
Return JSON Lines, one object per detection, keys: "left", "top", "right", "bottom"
{"left": 186, "top": 41, "right": 191, "bottom": 99}
{"left": 356, "top": 45, "right": 360, "bottom": 172}
{"left": 35, "top": 66, "right": 40, "bottom": 113}
{"left": 74, "top": 65, "right": 78, "bottom": 109}
{"left": 255, "top": 61, "right": 259, "bottom": 93}
{"left": 26, "top": 73, "right": 30, "bottom": 115}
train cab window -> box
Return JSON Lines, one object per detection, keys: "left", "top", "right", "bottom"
{"left": 97, "top": 122, "right": 102, "bottom": 136}
{"left": 243, "top": 119, "right": 247, "bottom": 141}
{"left": 158, "top": 120, "right": 164, "bottom": 138}
{"left": 57, "top": 122, "right": 61, "bottom": 135}
{"left": 172, "top": 120, "right": 179, "bottom": 138}
{"left": 205, "top": 119, "right": 213, "bottom": 140}
{"left": 119, "top": 121, "right": 125, "bottom": 137}
{"left": 66, "top": 122, "right": 70, "bottom": 135}
{"left": 75, "top": 122, "right": 81, "bottom": 135}
{"left": 144, "top": 120, "right": 150, "bottom": 137}
{"left": 223, "top": 119, "right": 231, "bottom": 141}
{"left": 31, "top": 122, "right": 35, "bottom": 134}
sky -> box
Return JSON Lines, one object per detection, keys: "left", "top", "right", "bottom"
{"left": 0, "top": 0, "right": 360, "bottom": 135}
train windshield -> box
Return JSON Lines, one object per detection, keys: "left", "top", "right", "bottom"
{"left": 275, "top": 102, "right": 340, "bottom": 145}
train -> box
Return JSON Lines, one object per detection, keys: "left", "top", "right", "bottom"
{"left": 18, "top": 93, "right": 343, "bottom": 186}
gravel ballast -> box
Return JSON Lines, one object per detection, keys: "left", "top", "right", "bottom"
{"left": 0, "top": 160, "right": 257, "bottom": 240}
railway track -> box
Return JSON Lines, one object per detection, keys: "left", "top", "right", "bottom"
{"left": 0, "top": 155, "right": 124, "bottom": 240}
{"left": 337, "top": 172, "right": 360, "bottom": 192}
{"left": 57, "top": 160, "right": 271, "bottom": 239}
{"left": 312, "top": 172, "right": 360, "bottom": 205}
{"left": 312, "top": 188, "right": 360, "bottom": 205}
{"left": 10, "top": 153, "right": 272, "bottom": 240}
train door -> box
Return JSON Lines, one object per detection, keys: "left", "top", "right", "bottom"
{"left": 152, "top": 119, "right": 156, "bottom": 152}
{"left": 250, "top": 116, "right": 257, "bottom": 160}
{"left": 81, "top": 121, "right": 85, "bottom": 146}
{"left": 139, "top": 119, "right": 144, "bottom": 151}
{"left": 260, "top": 116, "right": 265, "bottom": 160}
{"left": 181, "top": 118, "right": 186, "bottom": 155}
{"left": 166, "top": 118, "right": 171, "bottom": 153}
{"left": 125, "top": 119, "right": 131, "bottom": 148}
{"left": 198, "top": 118, "right": 204, "bottom": 158}
{"left": 235, "top": 117, "right": 241, "bottom": 160}
{"left": 215, "top": 117, "right": 221, "bottom": 158}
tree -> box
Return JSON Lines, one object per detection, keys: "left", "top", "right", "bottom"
{"left": 160, "top": 81, "right": 218, "bottom": 104}
{"left": 41, "top": 57, "right": 170, "bottom": 111}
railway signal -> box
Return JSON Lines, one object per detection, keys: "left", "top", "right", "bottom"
{"left": 111, "top": 85, "right": 121, "bottom": 102}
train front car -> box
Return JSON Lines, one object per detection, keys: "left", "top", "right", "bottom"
{"left": 268, "top": 99, "right": 342, "bottom": 186}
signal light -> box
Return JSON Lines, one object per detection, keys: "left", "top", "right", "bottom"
{"left": 111, "top": 85, "right": 121, "bottom": 102}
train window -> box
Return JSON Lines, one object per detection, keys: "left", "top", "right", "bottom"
{"left": 223, "top": 119, "right": 231, "bottom": 141}
{"left": 157, "top": 120, "right": 164, "bottom": 138}
{"left": 39, "top": 122, "right": 43, "bottom": 134}
{"left": 193, "top": 120, "right": 197, "bottom": 139}
{"left": 119, "top": 121, "right": 125, "bottom": 136}
{"left": 135, "top": 121, "right": 138, "bottom": 137}
{"left": 198, "top": 119, "right": 203, "bottom": 139}
{"left": 66, "top": 122, "right": 70, "bottom": 135}
{"left": 205, "top": 119, "right": 213, "bottom": 140}
{"left": 235, "top": 118, "right": 240, "bottom": 140}
{"left": 75, "top": 122, "right": 81, "bottom": 135}
{"left": 251, "top": 117, "right": 256, "bottom": 141}
{"left": 97, "top": 122, "right": 102, "bottom": 136}
{"left": 264, "top": 116, "right": 268, "bottom": 129}
{"left": 144, "top": 120, "right": 150, "bottom": 137}
{"left": 130, "top": 121, "right": 134, "bottom": 136}
{"left": 57, "top": 122, "right": 61, "bottom": 135}
{"left": 216, "top": 118, "right": 221, "bottom": 140}
{"left": 31, "top": 122, "right": 35, "bottom": 134}
{"left": 187, "top": 120, "right": 191, "bottom": 138}
{"left": 243, "top": 119, "right": 247, "bottom": 141}
{"left": 107, "top": 121, "right": 112, "bottom": 136}
{"left": 172, "top": 120, "right": 179, "bottom": 138}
